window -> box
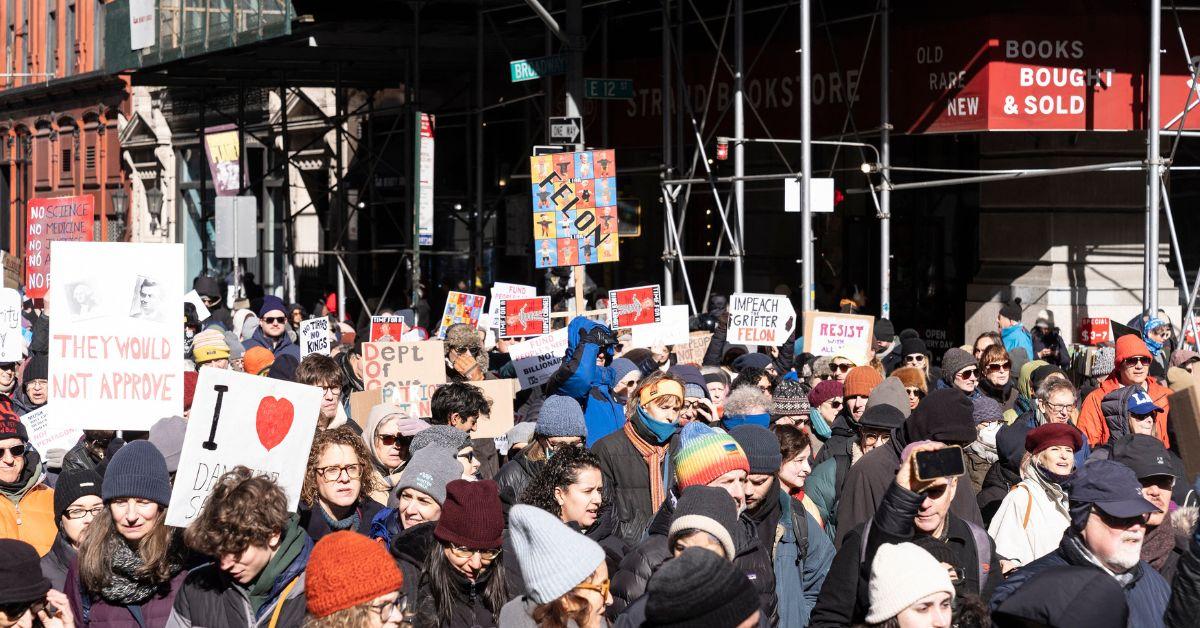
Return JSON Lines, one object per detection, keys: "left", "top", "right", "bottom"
{"left": 46, "top": 9, "right": 56, "bottom": 77}
{"left": 65, "top": 2, "right": 74, "bottom": 75}
{"left": 85, "top": 145, "right": 95, "bottom": 169}
{"left": 61, "top": 148, "right": 71, "bottom": 173}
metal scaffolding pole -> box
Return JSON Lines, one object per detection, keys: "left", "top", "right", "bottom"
{"left": 410, "top": 1, "right": 423, "bottom": 309}
{"left": 475, "top": 8, "right": 485, "bottom": 289}
{"left": 662, "top": 0, "right": 674, "bottom": 305}
{"left": 800, "top": 0, "right": 814, "bottom": 311}
{"left": 733, "top": 0, "right": 745, "bottom": 294}
{"left": 1148, "top": 0, "right": 1163, "bottom": 315}
{"left": 879, "top": 0, "right": 891, "bottom": 320}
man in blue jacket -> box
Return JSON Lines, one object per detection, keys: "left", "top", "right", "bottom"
{"left": 998, "top": 300, "right": 1035, "bottom": 363}
{"left": 990, "top": 459, "right": 1170, "bottom": 627}
{"left": 544, "top": 317, "right": 625, "bottom": 446}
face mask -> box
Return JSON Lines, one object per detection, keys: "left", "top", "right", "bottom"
{"left": 977, "top": 422, "right": 1002, "bottom": 448}
{"left": 636, "top": 404, "right": 677, "bottom": 445}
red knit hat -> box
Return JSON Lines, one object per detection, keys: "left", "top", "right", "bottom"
{"left": 434, "top": 479, "right": 504, "bottom": 550}
{"left": 844, "top": 366, "right": 883, "bottom": 398}
{"left": 305, "top": 531, "right": 403, "bottom": 618}
{"left": 182, "top": 371, "right": 198, "bottom": 411}
{"left": 1024, "top": 423, "right": 1084, "bottom": 455}
{"left": 1115, "top": 335, "right": 1151, "bottom": 364}
{"left": 808, "top": 379, "right": 843, "bottom": 407}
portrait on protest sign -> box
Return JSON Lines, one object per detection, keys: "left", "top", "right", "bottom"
{"left": 728, "top": 293, "right": 797, "bottom": 347}
{"left": 49, "top": 242, "right": 184, "bottom": 430}
{"left": 608, "top": 285, "right": 662, "bottom": 329}
{"left": 166, "top": 367, "right": 322, "bottom": 528}
{"left": 529, "top": 149, "right": 620, "bottom": 268}
{"left": 802, "top": 310, "right": 875, "bottom": 365}
{"left": 369, "top": 315, "right": 408, "bottom": 342}
{"left": 498, "top": 296, "right": 550, "bottom": 338}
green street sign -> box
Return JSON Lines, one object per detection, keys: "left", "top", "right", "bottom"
{"left": 510, "top": 55, "right": 569, "bottom": 82}
{"left": 584, "top": 78, "right": 634, "bottom": 99}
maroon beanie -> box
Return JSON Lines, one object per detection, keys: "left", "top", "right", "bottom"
{"left": 808, "top": 379, "right": 843, "bottom": 408}
{"left": 434, "top": 479, "right": 504, "bottom": 550}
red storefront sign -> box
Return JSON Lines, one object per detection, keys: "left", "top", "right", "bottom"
{"left": 25, "top": 195, "right": 95, "bottom": 299}
{"left": 1079, "top": 317, "right": 1112, "bottom": 346}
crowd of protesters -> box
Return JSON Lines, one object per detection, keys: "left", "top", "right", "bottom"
{"left": 1, "top": 278, "right": 1200, "bottom": 627}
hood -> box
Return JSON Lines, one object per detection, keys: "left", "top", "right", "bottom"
{"left": 1100, "top": 385, "right": 1141, "bottom": 444}
{"left": 0, "top": 447, "right": 41, "bottom": 500}
{"left": 1015, "top": 360, "right": 1049, "bottom": 399}
{"left": 565, "top": 317, "right": 614, "bottom": 361}
{"left": 389, "top": 520, "right": 438, "bottom": 568}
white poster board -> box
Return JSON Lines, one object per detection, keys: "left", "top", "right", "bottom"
{"left": 20, "top": 405, "right": 82, "bottom": 456}
{"left": 128, "top": 0, "right": 155, "bottom": 50}
{"left": 727, "top": 293, "right": 797, "bottom": 347}
{"left": 630, "top": 304, "right": 690, "bottom": 349}
{"left": 183, "top": 290, "right": 211, "bottom": 322}
{"left": 0, "top": 288, "right": 23, "bottom": 362}
{"left": 802, "top": 310, "right": 875, "bottom": 366}
{"left": 508, "top": 327, "right": 569, "bottom": 390}
{"left": 48, "top": 242, "right": 184, "bottom": 430}
{"left": 298, "top": 317, "right": 332, "bottom": 358}
{"left": 166, "top": 367, "right": 322, "bottom": 528}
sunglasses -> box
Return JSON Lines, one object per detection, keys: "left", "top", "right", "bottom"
{"left": 956, "top": 368, "right": 979, "bottom": 380}
{"left": 985, "top": 361, "right": 1012, "bottom": 373}
{"left": 262, "top": 316, "right": 287, "bottom": 324}
{"left": 450, "top": 345, "right": 483, "bottom": 356}
{"left": 1123, "top": 357, "right": 1152, "bottom": 367}
{"left": 377, "top": 433, "right": 407, "bottom": 447}
{"left": 1094, "top": 508, "right": 1147, "bottom": 529}
{"left": 831, "top": 363, "right": 853, "bottom": 373}
{"left": 1129, "top": 411, "right": 1157, "bottom": 422}
{"left": 574, "top": 578, "right": 612, "bottom": 598}
{"left": 825, "top": 400, "right": 843, "bottom": 410}
{"left": 0, "top": 444, "right": 26, "bottom": 458}
{"left": 921, "top": 483, "right": 950, "bottom": 500}
{"left": 905, "top": 387, "right": 925, "bottom": 398}
{"left": 904, "top": 354, "right": 926, "bottom": 363}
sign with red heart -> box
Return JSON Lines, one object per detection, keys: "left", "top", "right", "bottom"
{"left": 256, "top": 397, "right": 294, "bottom": 451}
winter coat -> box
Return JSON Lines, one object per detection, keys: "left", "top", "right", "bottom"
{"left": 413, "top": 564, "right": 501, "bottom": 628}
{"left": 1001, "top": 324, "right": 1036, "bottom": 366}
{"left": 978, "top": 378, "right": 1019, "bottom": 412}
{"left": 1166, "top": 503, "right": 1200, "bottom": 627}
{"left": 978, "top": 457, "right": 1022, "bottom": 527}
{"left": 991, "top": 532, "right": 1171, "bottom": 628}
{"left": 879, "top": 341, "right": 902, "bottom": 374}
{"left": 241, "top": 327, "right": 301, "bottom": 361}
{"left": 41, "top": 533, "right": 76, "bottom": 591}
{"left": 806, "top": 458, "right": 840, "bottom": 541}
{"left": 297, "top": 500, "right": 381, "bottom": 542}
{"left": 66, "top": 562, "right": 188, "bottom": 628}
{"left": 388, "top": 521, "right": 437, "bottom": 603}
{"left": 987, "top": 462, "right": 1071, "bottom": 567}
{"left": 473, "top": 437, "right": 500, "bottom": 481}
{"left": 1032, "top": 328, "right": 1071, "bottom": 370}
{"left": 810, "top": 482, "right": 999, "bottom": 628}
{"left": 493, "top": 449, "right": 545, "bottom": 513}
{"left": 1077, "top": 373, "right": 1172, "bottom": 448}
{"left": 62, "top": 439, "right": 104, "bottom": 476}
{"left": 964, "top": 447, "right": 993, "bottom": 495}
{"left": 591, "top": 414, "right": 677, "bottom": 547}
{"left": 767, "top": 491, "right": 835, "bottom": 628}
{"left": 544, "top": 318, "right": 626, "bottom": 446}
{"left": 813, "top": 413, "right": 856, "bottom": 467}
{"left": 12, "top": 386, "right": 43, "bottom": 415}
{"left": 0, "top": 449, "right": 56, "bottom": 555}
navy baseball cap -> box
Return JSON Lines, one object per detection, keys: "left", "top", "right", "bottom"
{"left": 1069, "top": 460, "right": 1160, "bottom": 519}
{"left": 1127, "top": 389, "right": 1162, "bottom": 415}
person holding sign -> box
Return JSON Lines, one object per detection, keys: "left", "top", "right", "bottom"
{"left": 0, "top": 416, "right": 56, "bottom": 555}
{"left": 170, "top": 468, "right": 311, "bottom": 627}
{"left": 545, "top": 317, "right": 625, "bottom": 447}
{"left": 299, "top": 427, "right": 384, "bottom": 540}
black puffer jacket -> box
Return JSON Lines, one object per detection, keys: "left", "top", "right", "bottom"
{"left": 388, "top": 521, "right": 437, "bottom": 602}
{"left": 494, "top": 449, "right": 545, "bottom": 514}
{"left": 413, "top": 565, "right": 502, "bottom": 628}
{"left": 591, "top": 417, "right": 678, "bottom": 546}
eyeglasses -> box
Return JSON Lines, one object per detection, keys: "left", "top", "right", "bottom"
{"left": 27, "top": 380, "right": 47, "bottom": 389}
{"left": 860, "top": 429, "right": 890, "bottom": 445}
{"left": 457, "top": 450, "right": 477, "bottom": 463}
{"left": 64, "top": 505, "right": 104, "bottom": 520}
{"left": 0, "top": 443, "right": 26, "bottom": 458}
{"left": 831, "top": 363, "right": 853, "bottom": 373}
{"left": 1129, "top": 411, "right": 1156, "bottom": 422}
{"left": 574, "top": 578, "right": 611, "bottom": 598}
{"left": 315, "top": 464, "right": 363, "bottom": 481}
{"left": 904, "top": 354, "right": 926, "bottom": 364}
{"left": 262, "top": 316, "right": 287, "bottom": 324}
{"left": 905, "top": 387, "right": 925, "bottom": 399}
{"left": 1123, "top": 356, "right": 1152, "bottom": 367}
{"left": 447, "top": 543, "right": 500, "bottom": 560}
{"left": 956, "top": 368, "right": 979, "bottom": 380}
{"left": 1042, "top": 400, "right": 1074, "bottom": 415}
{"left": 377, "top": 433, "right": 407, "bottom": 448}
{"left": 369, "top": 595, "right": 408, "bottom": 619}
{"left": 985, "top": 361, "right": 1012, "bottom": 373}
{"left": 450, "top": 345, "right": 482, "bottom": 356}
{"left": 825, "top": 400, "right": 843, "bottom": 410}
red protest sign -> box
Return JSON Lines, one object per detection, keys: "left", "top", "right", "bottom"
{"left": 369, "top": 315, "right": 408, "bottom": 342}
{"left": 498, "top": 296, "right": 550, "bottom": 338}
{"left": 608, "top": 285, "right": 661, "bottom": 329}
{"left": 1079, "top": 318, "right": 1111, "bottom": 346}
{"left": 25, "top": 195, "right": 94, "bottom": 299}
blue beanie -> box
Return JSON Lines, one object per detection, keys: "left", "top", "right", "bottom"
{"left": 259, "top": 294, "right": 287, "bottom": 318}
{"left": 102, "top": 441, "right": 172, "bottom": 506}
{"left": 536, "top": 395, "right": 588, "bottom": 438}
{"left": 611, "top": 358, "right": 642, "bottom": 384}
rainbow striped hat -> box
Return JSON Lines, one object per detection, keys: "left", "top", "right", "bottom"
{"left": 673, "top": 422, "right": 750, "bottom": 489}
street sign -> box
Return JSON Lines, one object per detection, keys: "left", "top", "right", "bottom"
{"left": 548, "top": 117, "right": 583, "bottom": 145}
{"left": 215, "top": 195, "right": 257, "bottom": 258}
{"left": 584, "top": 78, "right": 634, "bottom": 100}
{"left": 784, "top": 178, "right": 836, "bottom": 214}
{"left": 510, "top": 55, "right": 569, "bottom": 82}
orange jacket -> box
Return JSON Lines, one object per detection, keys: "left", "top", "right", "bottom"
{"left": 0, "top": 482, "right": 56, "bottom": 556}
{"left": 1076, "top": 374, "right": 1172, "bottom": 449}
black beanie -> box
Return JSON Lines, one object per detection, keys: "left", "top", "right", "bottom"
{"left": 874, "top": 318, "right": 895, "bottom": 342}
{"left": 900, "top": 337, "right": 928, "bottom": 357}
{"left": 645, "top": 547, "right": 760, "bottom": 628}
{"left": 859, "top": 404, "right": 906, "bottom": 430}
{"left": 24, "top": 353, "right": 48, "bottom": 381}
{"left": 903, "top": 388, "right": 977, "bottom": 445}
{"left": 999, "top": 300, "right": 1023, "bottom": 322}
{"left": 53, "top": 468, "right": 103, "bottom": 519}
{"left": 0, "top": 539, "right": 51, "bottom": 604}
{"left": 730, "top": 424, "right": 783, "bottom": 474}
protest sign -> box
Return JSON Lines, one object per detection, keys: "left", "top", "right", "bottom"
{"left": 529, "top": 148, "right": 620, "bottom": 269}
{"left": 0, "top": 288, "right": 23, "bottom": 362}
{"left": 369, "top": 315, "right": 408, "bottom": 342}
{"left": 608, "top": 285, "right": 661, "bottom": 329}
{"left": 1168, "top": 370, "right": 1200, "bottom": 481}
{"left": 362, "top": 340, "right": 447, "bottom": 408}
{"left": 469, "top": 379, "right": 519, "bottom": 439}
{"left": 630, "top": 304, "right": 689, "bottom": 348}
{"left": 20, "top": 406, "right": 82, "bottom": 457}
{"left": 26, "top": 195, "right": 95, "bottom": 299}
{"left": 298, "top": 317, "right": 332, "bottom": 357}
{"left": 487, "top": 282, "right": 536, "bottom": 325}
{"left": 48, "top": 242, "right": 184, "bottom": 430}
{"left": 802, "top": 310, "right": 875, "bottom": 365}
{"left": 498, "top": 296, "right": 551, "bottom": 338}
{"left": 349, "top": 388, "right": 384, "bottom": 428}
{"left": 166, "top": 367, "right": 321, "bottom": 527}
{"left": 508, "top": 327, "right": 569, "bottom": 390}
{"left": 673, "top": 331, "right": 714, "bottom": 365}
{"left": 2, "top": 251, "right": 19, "bottom": 289}
{"left": 183, "top": 290, "right": 211, "bottom": 322}
{"left": 727, "top": 293, "right": 797, "bottom": 347}
{"left": 438, "top": 291, "right": 486, "bottom": 337}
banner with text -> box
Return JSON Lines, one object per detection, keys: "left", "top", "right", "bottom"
{"left": 728, "top": 293, "right": 797, "bottom": 347}
{"left": 530, "top": 149, "right": 620, "bottom": 268}
{"left": 370, "top": 315, "right": 409, "bottom": 342}
{"left": 802, "top": 310, "right": 875, "bottom": 365}
{"left": 20, "top": 405, "right": 82, "bottom": 457}
{"left": 362, "top": 341, "right": 447, "bottom": 407}
{"left": 0, "top": 288, "right": 23, "bottom": 362}
{"left": 508, "top": 327, "right": 569, "bottom": 390}
{"left": 26, "top": 195, "right": 95, "bottom": 299}
{"left": 299, "top": 317, "right": 332, "bottom": 358}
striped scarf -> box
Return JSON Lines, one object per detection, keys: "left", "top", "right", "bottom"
{"left": 624, "top": 420, "right": 670, "bottom": 511}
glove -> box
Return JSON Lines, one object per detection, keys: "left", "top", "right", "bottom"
{"left": 44, "top": 448, "right": 66, "bottom": 471}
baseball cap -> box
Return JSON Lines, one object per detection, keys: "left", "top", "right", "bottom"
{"left": 1127, "top": 389, "right": 1162, "bottom": 415}
{"left": 1069, "top": 460, "right": 1160, "bottom": 519}
{"left": 1109, "top": 434, "right": 1177, "bottom": 481}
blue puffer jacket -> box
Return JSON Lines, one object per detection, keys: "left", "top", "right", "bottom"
{"left": 773, "top": 492, "right": 835, "bottom": 628}
{"left": 242, "top": 327, "right": 301, "bottom": 361}
{"left": 544, "top": 317, "right": 625, "bottom": 446}
{"left": 1002, "top": 324, "right": 1036, "bottom": 366}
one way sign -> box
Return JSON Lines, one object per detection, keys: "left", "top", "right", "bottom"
{"left": 548, "top": 116, "right": 583, "bottom": 145}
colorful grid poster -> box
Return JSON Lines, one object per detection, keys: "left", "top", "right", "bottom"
{"left": 529, "top": 149, "right": 619, "bottom": 269}
{"left": 437, "top": 291, "right": 486, "bottom": 337}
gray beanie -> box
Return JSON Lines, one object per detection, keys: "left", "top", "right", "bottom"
{"left": 147, "top": 416, "right": 187, "bottom": 473}
{"left": 101, "top": 440, "right": 172, "bottom": 506}
{"left": 865, "top": 377, "right": 911, "bottom": 418}
{"left": 668, "top": 485, "right": 739, "bottom": 562}
{"left": 611, "top": 357, "right": 642, "bottom": 384}
{"left": 971, "top": 396, "right": 1004, "bottom": 425}
{"left": 410, "top": 425, "right": 471, "bottom": 454}
{"left": 395, "top": 446, "right": 463, "bottom": 505}
{"left": 940, "top": 348, "right": 978, "bottom": 384}
{"left": 536, "top": 395, "right": 587, "bottom": 438}
{"left": 730, "top": 424, "right": 783, "bottom": 475}
{"left": 508, "top": 505, "right": 605, "bottom": 604}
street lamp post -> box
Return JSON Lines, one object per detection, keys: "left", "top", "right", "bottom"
{"left": 109, "top": 187, "right": 128, "bottom": 242}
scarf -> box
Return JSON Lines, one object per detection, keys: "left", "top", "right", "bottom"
{"left": 1062, "top": 532, "right": 1137, "bottom": 586}
{"left": 100, "top": 537, "right": 180, "bottom": 606}
{"left": 636, "top": 405, "right": 676, "bottom": 444}
{"left": 807, "top": 407, "right": 833, "bottom": 441}
{"left": 246, "top": 516, "right": 306, "bottom": 613}
{"left": 723, "top": 413, "right": 770, "bottom": 430}
{"left": 1141, "top": 520, "right": 1177, "bottom": 572}
{"left": 1024, "top": 459, "right": 1071, "bottom": 518}
{"left": 624, "top": 419, "right": 670, "bottom": 512}
{"left": 319, "top": 503, "right": 361, "bottom": 532}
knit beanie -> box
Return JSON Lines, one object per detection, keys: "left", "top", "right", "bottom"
{"left": 844, "top": 366, "right": 883, "bottom": 398}
{"left": 866, "top": 542, "right": 955, "bottom": 623}
{"left": 771, "top": 379, "right": 809, "bottom": 415}
{"left": 902, "top": 388, "right": 977, "bottom": 445}
{"left": 192, "top": 328, "right": 231, "bottom": 363}
{"left": 0, "top": 539, "right": 51, "bottom": 604}
{"left": 147, "top": 415, "right": 187, "bottom": 473}
{"left": 394, "top": 446, "right": 463, "bottom": 505}
{"left": 222, "top": 331, "right": 245, "bottom": 361}
{"left": 258, "top": 294, "right": 287, "bottom": 318}
{"left": 23, "top": 353, "right": 48, "bottom": 381}
{"left": 101, "top": 440, "right": 172, "bottom": 506}
{"left": 668, "top": 485, "right": 739, "bottom": 560}
{"left": 434, "top": 479, "right": 504, "bottom": 549}
{"left": 702, "top": 369, "right": 730, "bottom": 389}
{"left": 940, "top": 348, "right": 977, "bottom": 382}
{"left": 0, "top": 414, "right": 27, "bottom": 441}
{"left": 900, "top": 337, "right": 928, "bottom": 358}
{"left": 807, "top": 379, "right": 843, "bottom": 408}
{"left": 305, "top": 530, "right": 404, "bottom": 618}
{"left": 411, "top": 424, "right": 471, "bottom": 454}
{"left": 891, "top": 367, "right": 927, "bottom": 393}
{"left": 874, "top": 318, "right": 895, "bottom": 342}
{"left": 732, "top": 352, "right": 773, "bottom": 372}
{"left": 183, "top": 370, "right": 199, "bottom": 410}
{"left": 971, "top": 396, "right": 1004, "bottom": 425}
{"left": 536, "top": 395, "right": 588, "bottom": 438}
{"left": 866, "top": 377, "right": 911, "bottom": 418}
{"left": 999, "top": 301, "right": 1023, "bottom": 323}
{"left": 730, "top": 425, "right": 783, "bottom": 475}
{"left": 644, "top": 547, "right": 760, "bottom": 628}
{"left": 859, "top": 404, "right": 906, "bottom": 430}
{"left": 53, "top": 468, "right": 103, "bottom": 519}
{"left": 1115, "top": 335, "right": 1151, "bottom": 364}
{"left": 1091, "top": 346, "right": 1116, "bottom": 378}
{"left": 508, "top": 505, "right": 606, "bottom": 604}
{"left": 611, "top": 357, "right": 642, "bottom": 384}
{"left": 673, "top": 422, "right": 750, "bottom": 489}
{"left": 243, "top": 346, "right": 275, "bottom": 376}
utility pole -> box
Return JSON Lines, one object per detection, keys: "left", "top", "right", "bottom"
{"left": 1146, "top": 0, "right": 1162, "bottom": 316}
{"left": 879, "top": 0, "right": 891, "bottom": 320}
{"left": 733, "top": 0, "right": 745, "bottom": 294}
{"left": 800, "top": 0, "right": 814, "bottom": 312}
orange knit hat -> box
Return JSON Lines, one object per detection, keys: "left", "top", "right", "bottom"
{"left": 242, "top": 346, "right": 275, "bottom": 376}
{"left": 305, "top": 531, "right": 403, "bottom": 618}
{"left": 844, "top": 366, "right": 883, "bottom": 398}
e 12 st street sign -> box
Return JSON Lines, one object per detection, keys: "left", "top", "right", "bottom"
{"left": 584, "top": 78, "right": 634, "bottom": 99}
{"left": 510, "top": 55, "right": 569, "bottom": 82}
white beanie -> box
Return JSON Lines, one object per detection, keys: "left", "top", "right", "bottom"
{"left": 865, "top": 543, "right": 955, "bottom": 623}
{"left": 508, "top": 505, "right": 605, "bottom": 604}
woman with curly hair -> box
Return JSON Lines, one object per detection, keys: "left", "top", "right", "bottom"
{"left": 299, "top": 426, "right": 383, "bottom": 540}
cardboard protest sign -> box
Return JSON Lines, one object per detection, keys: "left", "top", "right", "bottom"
{"left": 438, "top": 291, "right": 486, "bottom": 337}
{"left": 166, "top": 367, "right": 321, "bottom": 527}
{"left": 673, "top": 331, "right": 714, "bottom": 365}
{"left": 369, "top": 315, "right": 408, "bottom": 342}
{"left": 362, "top": 341, "right": 447, "bottom": 407}
{"left": 802, "top": 310, "right": 875, "bottom": 365}
{"left": 1168, "top": 371, "right": 1200, "bottom": 481}
{"left": 298, "top": 317, "right": 332, "bottom": 357}
{"left": 487, "top": 282, "right": 536, "bottom": 326}
{"left": 25, "top": 195, "right": 95, "bottom": 299}
{"left": 0, "top": 288, "right": 23, "bottom": 362}
{"left": 508, "top": 327, "right": 569, "bottom": 390}
{"left": 529, "top": 149, "right": 620, "bottom": 269}
{"left": 727, "top": 293, "right": 797, "bottom": 347}
{"left": 48, "top": 242, "right": 184, "bottom": 430}
{"left": 183, "top": 290, "right": 211, "bottom": 322}
{"left": 20, "top": 406, "right": 82, "bottom": 457}
{"left": 608, "top": 285, "right": 662, "bottom": 329}
{"left": 630, "top": 304, "right": 690, "bottom": 348}
{"left": 469, "top": 379, "right": 519, "bottom": 439}
{"left": 349, "top": 388, "right": 384, "bottom": 428}
{"left": 498, "top": 296, "right": 551, "bottom": 338}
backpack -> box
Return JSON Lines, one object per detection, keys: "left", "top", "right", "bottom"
{"left": 858, "top": 518, "right": 992, "bottom": 592}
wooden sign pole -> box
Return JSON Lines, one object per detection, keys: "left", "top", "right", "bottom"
{"left": 572, "top": 265, "right": 586, "bottom": 316}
